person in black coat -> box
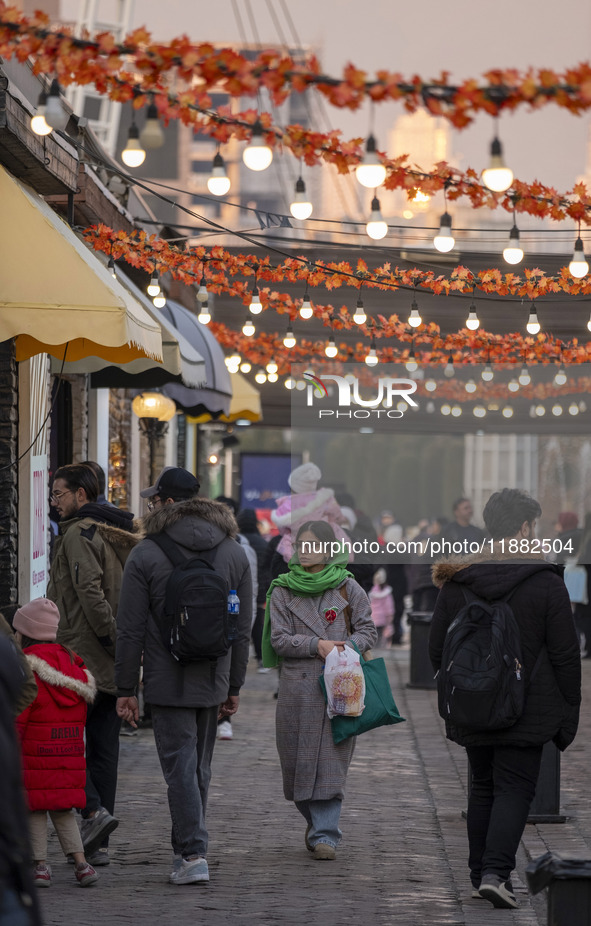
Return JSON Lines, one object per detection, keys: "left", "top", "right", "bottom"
{"left": 237, "top": 508, "right": 270, "bottom": 667}
{"left": 429, "top": 488, "right": 581, "bottom": 911}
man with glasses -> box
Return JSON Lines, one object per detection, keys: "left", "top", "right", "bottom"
{"left": 47, "top": 463, "right": 137, "bottom": 866}
{"left": 114, "top": 467, "right": 252, "bottom": 885}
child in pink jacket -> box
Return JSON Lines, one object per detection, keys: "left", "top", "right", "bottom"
{"left": 369, "top": 569, "right": 395, "bottom": 647}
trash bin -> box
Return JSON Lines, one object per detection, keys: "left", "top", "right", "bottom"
{"left": 407, "top": 611, "right": 436, "bottom": 689}
{"left": 526, "top": 851, "right": 591, "bottom": 926}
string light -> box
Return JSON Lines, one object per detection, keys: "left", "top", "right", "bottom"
{"left": 444, "top": 354, "right": 455, "bottom": 377}
{"left": 107, "top": 256, "right": 117, "bottom": 278}
{"left": 353, "top": 296, "right": 367, "bottom": 325}
{"left": 526, "top": 305, "right": 541, "bottom": 334}
{"left": 242, "top": 315, "right": 255, "bottom": 337}
{"left": 243, "top": 121, "right": 273, "bottom": 171}
{"left": 503, "top": 223, "right": 524, "bottom": 264}
{"left": 30, "top": 90, "right": 52, "bottom": 135}
{"left": 266, "top": 358, "right": 278, "bottom": 374}
{"left": 552, "top": 403, "right": 563, "bottom": 416}
{"left": 254, "top": 369, "right": 267, "bottom": 384}
{"left": 441, "top": 404, "right": 451, "bottom": 416}
{"left": 207, "top": 151, "right": 231, "bottom": 195}
{"left": 588, "top": 311, "right": 591, "bottom": 332}
{"left": 44, "top": 78, "right": 68, "bottom": 131}
{"left": 434, "top": 211, "right": 455, "bottom": 252}
{"left": 451, "top": 405, "right": 462, "bottom": 417}
{"left": 408, "top": 297, "right": 422, "bottom": 328}
{"left": 197, "top": 277, "right": 208, "bottom": 302}
{"left": 405, "top": 345, "right": 418, "bottom": 372}
{"left": 284, "top": 376, "right": 296, "bottom": 389}
{"left": 365, "top": 336, "right": 379, "bottom": 366}
{"left": 465, "top": 302, "right": 480, "bottom": 330}
{"left": 139, "top": 101, "right": 165, "bottom": 149}
{"left": 300, "top": 291, "right": 313, "bottom": 320}
{"left": 267, "top": 372, "right": 279, "bottom": 383}
{"left": 356, "top": 134, "right": 386, "bottom": 189}
{"left": 249, "top": 283, "right": 262, "bottom": 314}
{"left": 465, "top": 379, "right": 477, "bottom": 393}
{"left": 569, "top": 403, "right": 580, "bottom": 415}
{"left": 482, "top": 361, "right": 494, "bottom": 382}
{"left": 152, "top": 293, "right": 166, "bottom": 308}
{"left": 240, "top": 361, "right": 252, "bottom": 373}
{"left": 502, "top": 406, "right": 514, "bottom": 418}
{"left": 147, "top": 272, "right": 160, "bottom": 297}
{"left": 197, "top": 300, "right": 211, "bottom": 324}
{"left": 425, "top": 379, "right": 437, "bottom": 392}
{"left": 366, "top": 196, "right": 388, "bottom": 240}
{"left": 473, "top": 405, "right": 487, "bottom": 418}
{"left": 121, "top": 120, "right": 146, "bottom": 167}
{"left": 554, "top": 363, "right": 567, "bottom": 386}
{"left": 325, "top": 334, "right": 338, "bottom": 358}
{"left": 481, "top": 136, "right": 513, "bottom": 192}
{"left": 508, "top": 379, "right": 520, "bottom": 392}
{"left": 290, "top": 176, "right": 313, "bottom": 220}
{"left": 535, "top": 404, "right": 546, "bottom": 416}
{"left": 283, "top": 323, "right": 296, "bottom": 348}
{"left": 569, "top": 234, "right": 589, "bottom": 278}
{"left": 518, "top": 364, "right": 531, "bottom": 385}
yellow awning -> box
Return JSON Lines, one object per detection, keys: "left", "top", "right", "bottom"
{"left": 188, "top": 371, "right": 262, "bottom": 423}
{"left": 0, "top": 165, "right": 162, "bottom": 363}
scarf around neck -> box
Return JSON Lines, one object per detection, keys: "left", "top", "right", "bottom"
{"left": 261, "top": 560, "right": 353, "bottom": 668}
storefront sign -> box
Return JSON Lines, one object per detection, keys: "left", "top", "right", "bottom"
{"left": 30, "top": 454, "right": 48, "bottom": 599}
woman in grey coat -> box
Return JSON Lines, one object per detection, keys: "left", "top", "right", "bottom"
{"left": 266, "top": 520, "right": 376, "bottom": 860}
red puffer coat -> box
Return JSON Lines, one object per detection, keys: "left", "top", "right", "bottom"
{"left": 16, "top": 643, "right": 96, "bottom": 812}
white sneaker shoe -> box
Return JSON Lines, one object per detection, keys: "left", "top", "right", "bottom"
{"left": 217, "top": 720, "right": 233, "bottom": 740}
{"left": 169, "top": 857, "right": 209, "bottom": 885}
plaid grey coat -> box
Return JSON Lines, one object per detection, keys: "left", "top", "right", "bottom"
{"left": 270, "top": 577, "right": 377, "bottom": 802}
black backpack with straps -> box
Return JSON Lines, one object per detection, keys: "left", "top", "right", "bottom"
{"left": 437, "top": 583, "right": 543, "bottom": 731}
{"left": 150, "top": 533, "right": 230, "bottom": 666}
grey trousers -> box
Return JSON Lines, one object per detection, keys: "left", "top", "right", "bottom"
{"left": 151, "top": 704, "right": 219, "bottom": 859}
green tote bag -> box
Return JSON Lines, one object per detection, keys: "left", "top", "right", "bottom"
{"left": 319, "top": 643, "right": 406, "bottom": 744}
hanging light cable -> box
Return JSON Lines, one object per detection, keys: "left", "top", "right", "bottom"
{"left": 503, "top": 211, "right": 524, "bottom": 264}
{"left": 243, "top": 120, "right": 273, "bottom": 171}
{"left": 207, "top": 149, "right": 231, "bottom": 196}
{"left": 569, "top": 222, "right": 589, "bottom": 278}
{"left": 481, "top": 127, "right": 513, "bottom": 192}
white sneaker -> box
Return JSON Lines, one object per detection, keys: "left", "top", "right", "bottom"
{"left": 169, "top": 857, "right": 209, "bottom": 885}
{"left": 217, "top": 720, "right": 233, "bottom": 740}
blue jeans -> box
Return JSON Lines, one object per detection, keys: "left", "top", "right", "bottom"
{"left": 295, "top": 798, "right": 343, "bottom": 848}
{"left": 152, "top": 705, "right": 219, "bottom": 859}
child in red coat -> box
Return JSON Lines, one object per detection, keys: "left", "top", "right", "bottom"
{"left": 13, "top": 598, "right": 98, "bottom": 888}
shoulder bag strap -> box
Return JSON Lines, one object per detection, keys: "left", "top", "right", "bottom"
{"left": 340, "top": 582, "right": 370, "bottom": 662}
{"left": 150, "top": 533, "right": 216, "bottom": 569}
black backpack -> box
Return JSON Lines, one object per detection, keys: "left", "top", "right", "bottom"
{"left": 437, "top": 584, "right": 541, "bottom": 731}
{"left": 150, "top": 533, "right": 230, "bottom": 666}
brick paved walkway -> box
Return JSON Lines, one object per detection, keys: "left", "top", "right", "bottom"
{"left": 38, "top": 648, "right": 591, "bottom": 926}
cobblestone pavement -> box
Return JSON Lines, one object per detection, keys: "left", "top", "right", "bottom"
{"left": 38, "top": 647, "right": 591, "bottom": 926}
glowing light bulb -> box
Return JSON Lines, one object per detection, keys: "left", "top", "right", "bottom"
{"left": 240, "top": 361, "right": 252, "bottom": 373}
{"left": 465, "top": 379, "right": 477, "bottom": 393}
{"left": 121, "top": 122, "right": 146, "bottom": 168}
{"left": 30, "top": 91, "right": 52, "bottom": 135}
{"left": 255, "top": 370, "right": 267, "bottom": 384}
{"left": 405, "top": 350, "right": 418, "bottom": 372}
{"left": 284, "top": 377, "right": 296, "bottom": 389}
{"left": 503, "top": 224, "right": 524, "bottom": 264}
{"left": 44, "top": 79, "right": 69, "bottom": 131}
{"left": 569, "top": 403, "right": 579, "bottom": 416}
{"left": 526, "top": 309, "right": 540, "bottom": 335}
{"left": 473, "top": 406, "right": 487, "bottom": 418}
{"left": 481, "top": 137, "right": 513, "bottom": 192}
{"left": 366, "top": 196, "right": 388, "bottom": 240}
{"left": 355, "top": 134, "right": 386, "bottom": 189}
{"left": 482, "top": 363, "right": 494, "bottom": 382}
{"left": 243, "top": 121, "right": 273, "bottom": 171}
{"left": 290, "top": 177, "right": 313, "bottom": 220}
{"left": 451, "top": 405, "right": 462, "bottom": 417}
{"left": 444, "top": 354, "right": 454, "bottom": 377}
{"left": 508, "top": 379, "right": 520, "bottom": 393}
{"left": 518, "top": 365, "right": 531, "bottom": 385}
{"left": 107, "top": 256, "right": 117, "bottom": 278}
{"left": 466, "top": 303, "right": 480, "bottom": 330}
{"left": 554, "top": 365, "right": 567, "bottom": 386}
{"left": 353, "top": 297, "right": 367, "bottom": 325}
{"left": 569, "top": 237, "right": 589, "bottom": 278}
{"left": 425, "top": 379, "right": 437, "bottom": 392}
{"left": 283, "top": 324, "right": 296, "bottom": 348}
{"left": 266, "top": 359, "right": 278, "bottom": 374}
{"left": 249, "top": 285, "right": 262, "bottom": 314}
{"left": 434, "top": 212, "right": 455, "bottom": 252}
{"left": 147, "top": 273, "right": 160, "bottom": 297}
{"left": 552, "top": 404, "right": 563, "bottom": 416}
{"left": 139, "top": 102, "right": 164, "bottom": 149}
{"left": 441, "top": 404, "right": 451, "bottom": 416}
{"left": 325, "top": 336, "right": 338, "bottom": 358}
{"left": 207, "top": 151, "right": 231, "bottom": 195}
{"left": 408, "top": 298, "right": 422, "bottom": 328}
{"left": 197, "top": 300, "right": 211, "bottom": 324}
{"left": 267, "top": 372, "right": 279, "bottom": 383}
{"left": 365, "top": 343, "right": 379, "bottom": 366}
{"left": 300, "top": 294, "right": 313, "bottom": 320}
{"left": 502, "top": 406, "right": 514, "bottom": 418}
{"left": 242, "top": 316, "right": 255, "bottom": 337}
{"left": 535, "top": 404, "right": 546, "bottom": 416}
{"left": 152, "top": 293, "right": 166, "bottom": 308}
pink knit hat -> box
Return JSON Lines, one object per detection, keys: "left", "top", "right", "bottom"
{"left": 13, "top": 598, "right": 60, "bottom": 641}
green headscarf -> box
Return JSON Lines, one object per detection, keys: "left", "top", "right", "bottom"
{"left": 261, "top": 545, "right": 353, "bottom": 668}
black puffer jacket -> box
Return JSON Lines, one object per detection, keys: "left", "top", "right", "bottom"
{"left": 429, "top": 551, "right": 581, "bottom": 751}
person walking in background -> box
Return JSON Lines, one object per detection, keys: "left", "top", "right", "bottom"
{"left": 47, "top": 463, "right": 138, "bottom": 865}
{"left": 115, "top": 469, "right": 252, "bottom": 885}
{"left": 80, "top": 461, "right": 116, "bottom": 507}
{"left": 271, "top": 463, "right": 348, "bottom": 564}
{"left": 429, "top": 488, "right": 581, "bottom": 909}
{"left": 369, "top": 568, "right": 394, "bottom": 647}
{"left": 236, "top": 508, "right": 270, "bottom": 671}
{"left": 13, "top": 599, "right": 98, "bottom": 889}
{"left": 0, "top": 635, "right": 42, "bottom": 926}
{"left": 264, "top": 520, "right": 376, "bottom": 860}
{"left": 440, "top": 498, "right": 485, "bottom": 546}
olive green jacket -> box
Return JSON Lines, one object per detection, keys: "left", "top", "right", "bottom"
{"left": 48, "top": 516, "right": 139, "bottom": 694}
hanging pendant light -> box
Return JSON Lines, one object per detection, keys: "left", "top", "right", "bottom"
{"left": 356, "top": 135, "right": 386, "bottom": 189}
{"left": 503, "top": 223, "right": 524, "bottom": 264}
{"left": 300, "top": 291, "right": 313, "bottom": 320}
{"left": 325, "top": 335, "right": 338, "bottom": 358}
{"left": 147, "top": 272, "right": 160, "bottom": 297}
{"left": 44, "top": 78, "right": 69, "bottom": 131}
{"left": 197, "top": 277, "right": 208, "bottom": 303}
{"left": 365, "top": 336, "right": 379, "bottom": 366}
{"left": 353, "top": 296, "right": 367, "bottom": 325}
{"left": 482, "top": 361, "right": 494, "bottom": 382}
{"left": 283, "top": 323, "right": 296, "bottom": 348}
{"left": 290, "top": 176, "right": 313, "bottom": 220}
{"left": 408, "top": 297, "right": 422, "bottom": 328}
{"left": 121, "top": 120, "right": 146, "bottom": 167}
{"left": 152, "top": 293, "right": 166, "bottom": 309}
{"left": 197, "top": 300, "right": 211, "bottom": 324}
{"left": 444, "top": 354, "right": 455, "bottom": 377}
{"left": 249, "top": 283, "right": 262, "bottom": 314}
{"left": 569, "top": 235, "right": 589, "bottom": 279}
{"left": 518, "top": 364, "right": 531, "bottom": 385}
{"left": 242, "top": 316, "right": 255, "bottom": 337}
{"left": 366, "top": 196, "right": 388, "bottom": 240}
{"left": 482, "top": 136, "right": 513, "bottom": 192}
{"left": 405, "top": 345, "right": 418, "bottom": 372}
{"left": 139, "top": 101, "right": 164, "bottom": 149}
{"left": 207, "top": 151, "right": 231, "bottom": 195}
{"left": 526, "top": 305, "right": 541, "bottom": 335}
{"left": 243, "top": 121, "right": 273, "bottom": 171}
{"left": 465, "top": 302, "right": 480, "bottom": 330}
{"left": 434, "top": 212, "right": 455, "bottom": 252}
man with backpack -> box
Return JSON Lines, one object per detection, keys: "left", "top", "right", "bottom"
{"left": 429, "top": 488, "right": 581, "bottom": 910}
{"left": 114, "top": 467, "right": 252, "bottom": 885}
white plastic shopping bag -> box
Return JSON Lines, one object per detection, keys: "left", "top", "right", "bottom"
{"left": 324, "top": 644, "right": 366, "bottom": 718}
